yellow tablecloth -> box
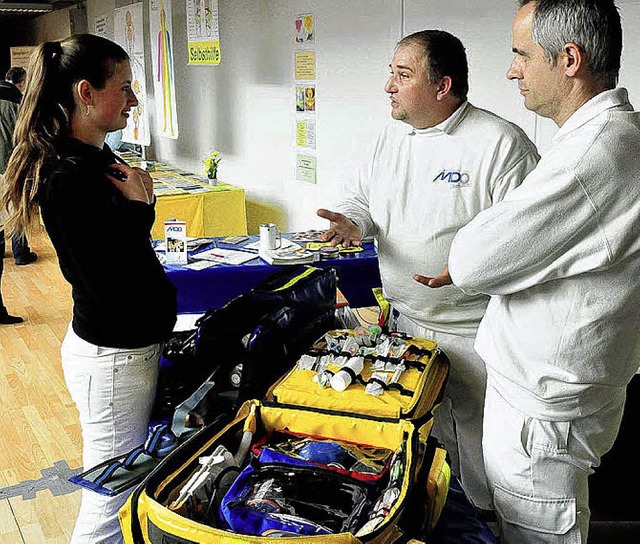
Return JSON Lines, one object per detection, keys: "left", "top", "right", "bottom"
{"left": 152, "top": 183, "right": 247, "bottom": 240}
{"left": 114, "top": 151, "right": 247, "bottom": 240}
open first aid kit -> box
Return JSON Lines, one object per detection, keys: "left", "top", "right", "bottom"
{"left": 120, "top": 328, "right": 451, "bottom": 543}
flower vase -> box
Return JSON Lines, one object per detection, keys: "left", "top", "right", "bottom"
{"left": 207, "top": 174, "right": 217, "bottom": 186}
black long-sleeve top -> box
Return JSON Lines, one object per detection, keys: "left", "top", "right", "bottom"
{"left": 37, "top": 137, "right": 176, "bottom": 348}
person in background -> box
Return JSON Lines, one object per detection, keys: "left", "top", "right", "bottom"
{"left": 1, "top": 67, "right": 37, "bottom": 266}
{"left": 316, "top": 29, "right": 539, "bottom": 514}
{"left": 0, "top": 67, "right": 26, "bottom": 324}
{"left": 0, "top": 233, "right": 21, "bottom": 324}
{"left": 1, "top": 35, "right": 176, "bottom": 542}
{"left": 442, "top": 1, "right": 640, "bottom": 542}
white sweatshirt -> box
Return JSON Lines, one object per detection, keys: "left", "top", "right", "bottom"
{"left": 449, "top": 89, "right": 640, "bottom": 419}
{"left": 337, "top": 102, "right": 539, "bottom": 336}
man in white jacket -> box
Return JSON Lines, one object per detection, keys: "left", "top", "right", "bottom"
{"left": 446, "top": 1, "right": 639, "bottom": 542}
{"left": 317, "top": 30, "right": 539, "bottom": 513}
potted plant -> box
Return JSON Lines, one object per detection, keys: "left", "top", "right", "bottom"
{"left": 204, "top": 150, "right": 221, "bottom": 185}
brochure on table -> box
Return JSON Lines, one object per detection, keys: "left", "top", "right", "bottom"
{"left": 258, "top": 242, "right": 317, "bottom": 265}
{"left": 244, "top": 238, "right": 298, "bottom": 251}
{"left": 164, "top": 219, "right": 188, "bottom": 264}
{"left": 192, "top": 247, "right": 258, "bottom": 265}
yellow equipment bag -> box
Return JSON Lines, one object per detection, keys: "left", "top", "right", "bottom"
{"left": 120, "top": 329, "right": 450, "bottom": 543}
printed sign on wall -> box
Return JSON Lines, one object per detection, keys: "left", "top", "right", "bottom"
{"left": 186, "top": 0, "right": 221, "bottom": 65}
{"left": 9, "top": 46, "right": 36, "bottom": 69}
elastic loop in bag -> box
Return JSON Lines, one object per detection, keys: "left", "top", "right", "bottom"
{"left": 94, "top": 461, "right": 124, "bottom": 487}
{"left": 122, "top": 447, "right": 148, "bottom": 470}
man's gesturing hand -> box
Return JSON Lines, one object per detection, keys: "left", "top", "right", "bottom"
{"left": 413, "top": 267, "right": 453, "bottom": 288}
{"left": 317, "top": 209, "right": 363, "bottom": 248}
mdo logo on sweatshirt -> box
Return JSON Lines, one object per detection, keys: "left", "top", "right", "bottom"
{"left": 432, "top": 170, "right": 471, "bottom": 188}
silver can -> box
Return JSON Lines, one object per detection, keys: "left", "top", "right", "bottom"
{"left": 259, "top": 223, "right": 280, "bottom": 250}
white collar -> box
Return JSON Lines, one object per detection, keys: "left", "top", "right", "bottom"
{"left": 407, "top": 101, "right": 471, "bottom": 136}
{"left": 553, "top": 88, "right": 632, "bottom": 143}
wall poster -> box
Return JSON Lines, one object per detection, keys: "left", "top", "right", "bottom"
{"left": 150, "top": 0, "right": 179, "bottom": 138}
{"left": 186, "top": 0, "right": 221, "bottom": 65}
{"left": 114, "top": 3, "right": 151, "bottom": 146}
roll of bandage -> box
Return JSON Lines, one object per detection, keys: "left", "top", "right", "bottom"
{"left": 330, "top": 356, "right": 364, "bottom": 391}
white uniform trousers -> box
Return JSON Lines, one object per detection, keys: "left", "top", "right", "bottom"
{"left": 61, "top": 324, "right": 161, "bottom": 544}
{"left": 391, "top": 311, "right": 491, "bottom": 510}
{"left": 483, "top": 373, "right": 625, "bottom": 544}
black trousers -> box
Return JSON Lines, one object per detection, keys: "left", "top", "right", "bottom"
{"left": 589, "top": 373, "right": 640, "bottom": 520}
{"left": 10, "top": 231, "right": 30, "bottom": 260}
{"left": 0, "top": 230, "right": 7, "bottom": 315}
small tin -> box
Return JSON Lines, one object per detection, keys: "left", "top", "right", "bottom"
{"left": 319, "top": 246, "right": 339, "bottom": 259}
{"left": 260, "top": 223, "right": 280, "bottom": 250}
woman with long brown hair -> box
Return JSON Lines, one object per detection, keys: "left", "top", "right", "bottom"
{"left": 2, "top": 34, "right": 176, "bottom": 543}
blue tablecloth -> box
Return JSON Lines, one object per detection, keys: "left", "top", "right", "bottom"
{"left": 162, "top": 235, "right": 382, "bottom": 314}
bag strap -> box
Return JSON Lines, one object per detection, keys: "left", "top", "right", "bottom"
{"left": 426, "top": 444, "right": 451, "bottom": 531}
{"left": 171, "top": 375, "right": 218, "bottom": 438}
{"left": 272, "top": 266, "right": 318, "bottom": 291}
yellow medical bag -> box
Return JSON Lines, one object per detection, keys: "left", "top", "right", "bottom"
{"left": 120, "top": 329, "right": 450, "bottom": 543}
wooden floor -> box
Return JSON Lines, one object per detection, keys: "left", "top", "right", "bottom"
{"left": 0, "top": 229, "right": 81, "bottom": 544}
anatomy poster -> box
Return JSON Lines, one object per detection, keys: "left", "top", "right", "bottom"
{"left": 114, "top": 3, "right": 150, "bottom": 146}
{"left": 150, "top": 0, "right": 179, "bottom": 138}
{"left": 186, "top": 0, "right": 221, "bottom": 65}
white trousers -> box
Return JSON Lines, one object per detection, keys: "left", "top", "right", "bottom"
{"left": 62, "top": 324, "right": 161, "bottom": 544}
{"left": 391, "top": 312, "right": 491, "bottom": 510}
{"left": 483, "top": 374, "right": 625, "bottom": 544}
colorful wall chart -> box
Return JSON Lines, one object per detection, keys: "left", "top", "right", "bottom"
{"left": 186, "top": 0, "right": 221, "bottom": 65}
{"left": 150, "top": 0, "right": 179, "bottom": 139}
{"left": 114, "top": 3, "right": 151, "bottom": 146}
{"left": 294, "top": 14, "right": 314, "bottom": 45}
